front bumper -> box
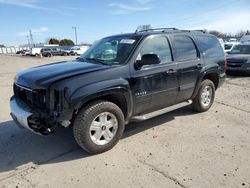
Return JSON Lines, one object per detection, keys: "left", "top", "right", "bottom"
{"left": 226, "top": 66, "right": 250, "bottom": 73}
{"left": 10, "top": 97, "right": 34, "bottom": 132}
{"left": 10, "top": 97, "right": 53, "bottom": 135}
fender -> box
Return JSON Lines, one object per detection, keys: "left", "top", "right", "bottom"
{"left": 70, "top": 78, "right": 133, "bottom": 120}
{"left": 191, "top": 63, "right": 220, "bottom": 99}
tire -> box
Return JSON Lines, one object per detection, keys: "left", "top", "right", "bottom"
{"left": 192, "top": 79, "right": 215, "bottom": 112}
{"left": 73, "top": 100, "right": 125, "bottom": 154}
{"left": 47, "top": 53, "right": 52, "bottom": 57}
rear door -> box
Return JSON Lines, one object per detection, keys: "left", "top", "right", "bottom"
{"left": 170, "top": 34, "right": 201, "bottom": 103}
{"left": 130, "top": 35, "right": 178, "bottom": 115}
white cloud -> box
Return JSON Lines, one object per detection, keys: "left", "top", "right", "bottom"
{"left": 191, "top": 12, "right": 250, "bottom": 33}
{"left": 108, "top": 3, "right": 152, "bottom": 15}
{"left": 18, "top": 27, "right": 48, "bottom": 36}
{"left": 0, "top": 0, "right": 48, "bottom": 10}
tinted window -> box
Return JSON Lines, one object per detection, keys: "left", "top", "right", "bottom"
{"left": 140, "top": 36, "right": 172, "bottom": 64}
{"left": 225, "top": 44, "right": 233, "bottom": 50}
{"left": 196, "top": 35, "right": 224, "bottom": 57}
{"left": 173, "top": 35, "right": 197, "bottom": 61}
{"left": 230, "top": 45, "right": 250, "bottom": 54}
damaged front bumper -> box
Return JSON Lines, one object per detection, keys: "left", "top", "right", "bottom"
{"left": 10, "top": 96, "right": 54, "bottom": 135}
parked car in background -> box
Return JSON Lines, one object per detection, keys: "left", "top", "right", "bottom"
{"left": 69, "top": 46, "right": 89, "bottom": 55}
{"left": 226, "top": 43, "right": 250, "bottom": 74}
{"left": 41, "top": 48, "right": 67, "bottom": 57}
{"left": 224, "top": 41, "right": 240, "bottom": 53}
{"left": 30, "top": 47, "right": 42, "bottom": 56}
{"left": 10, "top": 28, "right": 226, "bottom": 154}
{"left": 240, "top": 35, "right": 250, "bottom": 43}
{"left": 16, "top": 49, "right": 30, "bottom": 55}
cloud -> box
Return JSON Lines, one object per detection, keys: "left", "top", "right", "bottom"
{"left": 0, "top": 0, "right": 48, "bottom": 10}
{"left": 108, "top": 3, "right": 152, "bottom": 15}
{"left": 62, "top": 6, "right": 85, "bottom": 11}
{"left": 18, "top": 27, "right": 48, "bottom": 36}
{"left": 190, "top": 11, "right": 250, "bottom": 33}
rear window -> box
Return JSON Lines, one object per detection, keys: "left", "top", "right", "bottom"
{"left": 225, "top": 44, "right": 233, "bottom": 50}
{"left": 173, "top": 35, "right": 198, "bottom": 61}
{"left": 196, "top": 35, "right": 224, "bottom": 57}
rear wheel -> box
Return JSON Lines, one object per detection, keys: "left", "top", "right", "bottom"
{"left": 192, "top": 79, "right": 215, "bottom": 112}
{"left": 73, "top": 100, "right": 125, "bottom": 154}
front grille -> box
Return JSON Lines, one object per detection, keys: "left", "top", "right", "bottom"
{"left": 227, "top": 60, "right": 244, "bottom": 68}
{"left": 14, "top": 84, "right": 46, "bottom": 109}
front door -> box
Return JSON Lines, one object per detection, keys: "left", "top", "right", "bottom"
{"left": 130, "top": 35, "right": 179, "bottom": 115}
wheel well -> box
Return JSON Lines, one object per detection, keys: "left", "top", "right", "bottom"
{"left": 202, "top": 73, "right": 219, "bottom": 89}
{"left": 78, "top": 94, "right": 128, "bottom": 120}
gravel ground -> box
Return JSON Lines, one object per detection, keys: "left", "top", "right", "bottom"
{"left": 0, "top": 54, "right": 250, "bottom": 188}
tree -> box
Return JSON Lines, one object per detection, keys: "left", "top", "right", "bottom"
{"left": 48, "top": 38, "right": 60, "bottom": 44}
{"left": 209, "top": 30, "right": 226, "bottom": 38}
{"left": 59, "top": 39, "right": 74, "bottom": 46}
{"left": 235, "top": 30, "right": 246, "bottom": 38}
{"left": 0, "top": 44, "right": 5, "bottom": 47}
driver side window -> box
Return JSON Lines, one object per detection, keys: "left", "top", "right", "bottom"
{"left": 138, "top": 36, "right": 173, "bottom": 64}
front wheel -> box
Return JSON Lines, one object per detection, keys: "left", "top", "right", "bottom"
{"left": 192, "top": 79, "right": 215, "bottom": 112}
{"left": 73, "top": 100, "right": 125, "bottom": 154}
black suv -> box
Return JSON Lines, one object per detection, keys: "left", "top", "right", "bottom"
{"left": 41, "top": 47, "right": 67, "bottom": 57}
{"left": 10, "top": 28, "right": 226, "bottom": 154}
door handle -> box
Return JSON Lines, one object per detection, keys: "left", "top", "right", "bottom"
{"left": 166, "top": 69, "right": 176, "bottom": 74}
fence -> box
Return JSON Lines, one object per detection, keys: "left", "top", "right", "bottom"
{"left": 0, "top": 47, "right": 30, "bottom": 54}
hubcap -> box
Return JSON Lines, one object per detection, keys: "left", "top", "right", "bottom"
{"left": 89, "top": 112, "right": 118, "bottom": 145}
{"left": 201, "top": 86, "right": 212, "bottom": 107}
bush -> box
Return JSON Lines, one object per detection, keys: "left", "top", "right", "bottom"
{"left": 59, "top": 39, "right": 75, "bottom": 46}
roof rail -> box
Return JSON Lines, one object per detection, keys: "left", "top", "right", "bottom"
{"left": 178, "top": 29, "right": 207, "bottom": 33}
{"left": 135, "top": 28, "right": 178, "bottom": 33}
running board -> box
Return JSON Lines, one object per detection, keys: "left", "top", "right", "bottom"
{"left": 131, "top": 100, "right": 192, "bottom": 121}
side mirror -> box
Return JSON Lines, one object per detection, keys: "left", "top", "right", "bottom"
{"left": 136, "top": 54, "right": 160, "bottom": 69}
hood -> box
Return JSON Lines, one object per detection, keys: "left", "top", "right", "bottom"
{"left": 226, "top": 54, "right": 250, "bottom": 62}
{"left": 15, "top": 61, "right": 109, "bottom": 89}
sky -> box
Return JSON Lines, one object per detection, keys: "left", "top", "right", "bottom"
{"left": 0, "top": 0, "right": 250, "bottom": 46}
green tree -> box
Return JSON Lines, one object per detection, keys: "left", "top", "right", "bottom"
{"left": 48, "top": 38, "right": 60, "bottom": 44}
{"left": 59, "top": 39, "right": 75, "bottom": 46}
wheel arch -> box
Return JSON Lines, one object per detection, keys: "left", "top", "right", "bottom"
{"left": 72, "top": 88, "right": 132, "bottom": 122}
{"left": 191, "top": 69, "right": 220, "bottom": 99}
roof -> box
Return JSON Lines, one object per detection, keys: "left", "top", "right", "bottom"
{"left": 106, "top": 28, "right": 211, "bottom": 39}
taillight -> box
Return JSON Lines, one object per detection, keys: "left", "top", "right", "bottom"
{"left": 224, "top": 58, "right": 227, "bottom": 72}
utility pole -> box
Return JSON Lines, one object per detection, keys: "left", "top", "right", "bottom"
{"left": 29, "top": 30, "right": 34, "bottom": 46}
{"left": 72, "top": 26, "right": 78, "bottom": 45}
{"left": 26, "top": 35, "right": 30, "bottom": 47}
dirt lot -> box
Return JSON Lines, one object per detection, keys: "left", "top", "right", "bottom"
{"left": 0, "top": 54, "right": 250, "bottom": 188}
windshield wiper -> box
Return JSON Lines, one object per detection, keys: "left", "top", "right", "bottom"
{"left": 86, "top": 58, "right": 109, "bottom": 65}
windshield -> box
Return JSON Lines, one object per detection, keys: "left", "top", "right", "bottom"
{"left": 230, "top": 45, "right": 250, "bottom": 54}
{"left": 79, "top": 35, "right": 141, "bottom": 65}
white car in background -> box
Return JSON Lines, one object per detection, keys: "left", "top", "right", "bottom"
{"left": 70, "top": 46, "right": 89, "bottom": 55}
{"left": 224, "top": 42, "right": 240, "bottom": 53}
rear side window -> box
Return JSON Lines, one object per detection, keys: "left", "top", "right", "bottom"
{"left": 173, "top": 35, "right": 198, "bottom": 61}
{"left": 196, "top": 35, "right": 224, "bottom": 57}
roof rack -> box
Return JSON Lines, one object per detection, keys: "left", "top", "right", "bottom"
{"left": 135, "top": 28, "right": 178, "bottom": 33}
{"left": 134, "top": 28, "right": 207, "bottom": 34}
